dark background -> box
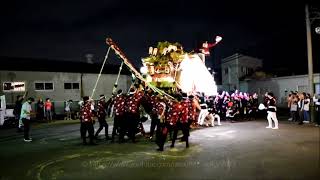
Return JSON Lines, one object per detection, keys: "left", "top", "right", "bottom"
{"left": 0, "top": 0, "right": 319, "bottom": 78}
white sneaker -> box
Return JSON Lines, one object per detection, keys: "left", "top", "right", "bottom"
{"left": 288, "top": 118, "right": 292, "bottom": 121}
{"left": 24, "top": 139, "right": 32, "bottom": 142}
{"left": 272, "top": 127, "right": 279, "bottom": 130}
{"left": 266, "top": 126, "right": 272, "bottom": 129}
{"left": 218, "top": 124, "right": 222, "bottom": 126}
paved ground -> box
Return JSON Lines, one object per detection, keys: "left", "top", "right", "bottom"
{"left": 0, "top": 117, "right": 319, "bottom": 180}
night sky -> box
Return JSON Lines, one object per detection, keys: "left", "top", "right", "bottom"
{"left": 0, "top": 0, "right": 319, "bottom": 75}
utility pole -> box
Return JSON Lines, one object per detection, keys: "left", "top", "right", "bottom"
{"left": 305, "top": 4, "right": 320, "bottom": 123}
{"left": 305, "top": 4, "right": 314, "bottom": 96}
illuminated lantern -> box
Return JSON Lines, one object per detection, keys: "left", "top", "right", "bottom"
{"left": 153, "top": 48, "right": 158, "bottom": 56}
{"left": 149, "top": 47, "right": 153, "bottom": 55}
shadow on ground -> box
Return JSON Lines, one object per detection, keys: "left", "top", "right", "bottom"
{"left": 0, "top": 118, "right": 319, "bottom": 180}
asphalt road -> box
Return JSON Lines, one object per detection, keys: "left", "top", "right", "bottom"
{"left": 0, "top": 118, "right": 319, "bottom": 180}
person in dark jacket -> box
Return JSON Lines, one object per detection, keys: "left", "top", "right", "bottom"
{"left": 36, "top": 98, "right": 44, "bottom": 122}
{"left": 80, "top": 96, "right": 96, "bottom": 145}
{"left": 94, "top": 95, "right": 110, "bottom": 140}
{"left": 265, "top": 92, "right": 279, "bottom": 129}
{"left": 14, "top": 95, "right": 24, "bottom": 132}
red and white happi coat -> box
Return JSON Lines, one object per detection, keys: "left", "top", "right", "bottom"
{"left": 125, "top": 91, "right": 144, "bottom": 114}
{"left": 113, "top": 94, "right": 126, "bottom": 116}
{"left": 80, "top": 102, "right": 94, "bottom": 123}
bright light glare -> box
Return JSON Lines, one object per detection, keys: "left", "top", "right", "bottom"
{"left": 215, "top": 36, "right": 222, "bottom": 42}
{"left": 316, "top": 27, "right": 320, "bottom": 34}
{"left": 146, "top": 75, "right": 152, "bottom": 82}
{"left": 140, "top": 66, "right": 148, "bottom": 74}
{"left": 178, "top": 54, "right": 217, "bottom": 96}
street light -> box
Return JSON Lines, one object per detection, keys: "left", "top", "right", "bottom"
{"left": 315, "top": 27, "right": 320, "bottom": 34}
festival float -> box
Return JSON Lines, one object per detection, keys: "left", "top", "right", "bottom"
{"left": 105, "top": 36, "right": 222, "bottom": 98}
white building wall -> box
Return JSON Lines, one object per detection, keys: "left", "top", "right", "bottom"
{"left": 82, "top": 74, "right": 130, "bottom": 100}
{"left": 221, "top": 54, "right": 263, "bottom": 91}
{"left": 240, "top": 74, "right": 320, "bottom": 107}
{"left": 0, "top": 71, "right": 131, "bottom": 105}
{"left": 221, "top": 60, "right": 238, "bottom": 90}
{"left": 0, "top": 71, "right": 80, "bottom": 103}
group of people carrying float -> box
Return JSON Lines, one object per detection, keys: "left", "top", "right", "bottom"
{"left": 79, "top": 83, "right": 194, "bottom": 151}
{"left": 78, "top": 37, "right": 280, "bottom": 150}
{"left": 79, "top": 80, "right": 278, "bottom": 151}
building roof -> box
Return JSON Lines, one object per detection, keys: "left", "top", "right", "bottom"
{"left": 0, "top": 56, "right": 131, "bottom": 75}
{"left": 222, "top": 53, "right": 263, "bottom": 63}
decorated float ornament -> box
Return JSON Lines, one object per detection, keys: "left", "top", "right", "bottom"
{"left": 141, "top": 40, "right": 218, "bottom": 95}
{"left": 155, "top": 65, "right": 166, "bottom": 74}
{"left": 167, "top": 45, "right": 178, "bottom": 52}
{"left": 157, "top": 76, "right": 174, "bottom": 83}
{"left": 146, "top": 75, "right": 152, "bottom": 82}
{"left": 200, "top": 35, "right": 223, "bottom": 56}
{"left": 161, "top": 45, "right": 178, "bottom": 55}
{"left": 106, "top": 38, "right": 176, "bottom": 100}
{"left": 145, "top": 63, "right": 155, "bottom": 75}
{"left": 167, "top": 62, "right": 175, "bottom": 72}
{"left": 162, "top": 47, "right": 168, "bottom": 55}
{"left": 152, "top": 48, "right": 158, "bottom": 56}
{"left": 149, "top": 47, "right": 153, "bottom": 55}
{"left": 164, "top": 66, "right": 170, "bottom": 74}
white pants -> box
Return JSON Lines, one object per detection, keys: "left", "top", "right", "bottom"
{"left": 0, "top": 110, "right": 4, "bottom": 126}
{"left": 267, "top": 111, "right": 279, "bottom": 128}
{"left": 207, "top": 114, "right": 221, "bottom": 126}
{"left": 198, "top": 109, "right": 209, "bottom": 125}
{"left": 19, "top": 119, "right": 24, "bottom": 128}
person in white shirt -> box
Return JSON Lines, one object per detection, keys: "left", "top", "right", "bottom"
{"left": 265, "top": 92, "right": 279, "bottom": 129}
{"left": 313, "top": 94, "right": 320, "bottom": 127}
{"left": 64, "top": 100, "right": 73, "bottom": 120}
{"left": 303, "top": 93, "right": 311, "bottom": 123}
{"left": 20, "top": 97, "right": 34, "bottom": 142}
{"left": 290, "top": 93, "right": 299, "bottom": 122}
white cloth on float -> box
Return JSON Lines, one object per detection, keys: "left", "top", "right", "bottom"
{"left": 178, "top": 54, "right": 217, "bottom": 96}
